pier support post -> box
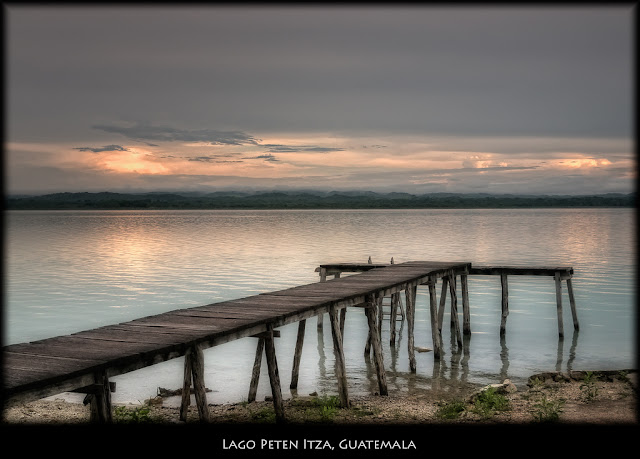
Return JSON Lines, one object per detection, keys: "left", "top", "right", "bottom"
{"left": 180, "top": 349, "right": 193, "bottom": 421}
{"left": 329, "top": 305, "right": 350, "bottom": 408}
{"left": 437, "top": 276, "right": 449, "bottom": 332}
{"left": 248, "top": 338, "right": 266, "bottom": 401}
{"left": 500, "top": 273, "right": 509, "bottom": 336}
{"left": 179, "top": 345, "right": 209, "bottom": 422}
{"left": 89, "top": 371, "right": 112, "bottom": 423}
{"left": 428, "top": 280, "right": 442, "bottom": 359}
{"left": 390, "top": 293, "right": 398, "bottom": 346}
{"left": 191, "top": 344, "right": 210, "bottom": 422}
{"left": 317, "top": 268, "right": 327, "bottom": 330}
{"left": 566, "top": 277, "right": 579, "bottom": 331}
{"left": 365, "top": 294, "right": 388, "bottom": 395}
{"left": 263, "top": 325, "right": 286, "bottom": 423}
{"left": 290, "top": 320, "right": 306, "bottom": 390}
{"left": 364, "top": 295, "right": 383, "bottom": 357}
{"left": 448, "top": 271, "right": 462, "bottom": 347}
{"left": 555, "top": 272, "right": 565, "bottom": 338}
{"left": 405, "top": 285, "right": 417, "bottom": 373}
{"left": 461, "top": 273, "right": 471, "bottom": 335}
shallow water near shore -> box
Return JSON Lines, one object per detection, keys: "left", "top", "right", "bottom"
{"left": 4, "top": 208, "right": 635, "bottom": 405}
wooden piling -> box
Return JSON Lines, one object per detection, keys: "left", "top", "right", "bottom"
{"left": 89, "top": 371, "right": 112, "bottom": 423}
{"left": 461, "top": 273, "right": 470, "bottom": 335}
{"left": 405, "top": 285, "right": 417, "bottom": 373}
{"left": 290, "top": 320, "right": 306, "bottom": 390}
{"left": 180, "top": 349, "right": 193, "bottom": 421}
{"left": 263, "top": 325, "right": 285, "bottom": 423}
{"left": 500, "top": 272, "right": 509, "bottom": 336}
{"left": 567, "top": 277, "right": 579, "bottom": 331}
{"left": 329, "top": 305, "right": 350, "bottom": 408}
{"left": 317, "top": 268, "right": 327, "bottom": 329}
{"left": 437, "top": 276, "right": 449, "bottom": 332}
{"left": 555, "top": 272, "right": 564, "bottom": 338}
{"left": 365, "top": 294, "right": 388, "bottom": 395}
{"left": 248, "top": 338, "right": 265, "bottom": 402}
{"left": 390, "top": 293, "right": 399, "bottom": 346}
{"left": 428, "top": 280, "right": 442, "bottom": 359}
{"left": 448, "top": 272, "right": 462, "bottom": 347}
{"left": 190, "top": 344, "right": 210, "bottom": 422}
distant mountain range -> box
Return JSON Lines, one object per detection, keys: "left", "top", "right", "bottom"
{"left": 5, "top": 191, "right": 636, "bottom": 209}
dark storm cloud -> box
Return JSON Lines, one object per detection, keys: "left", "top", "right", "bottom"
{"left": 92, "top": 123, "right": 260, "bottom": 146}
{"left": 8, "top": 6, "right": 632, "bottom": 141}
{"left": 73, "top": 144, "right": 129, "bottom": 153}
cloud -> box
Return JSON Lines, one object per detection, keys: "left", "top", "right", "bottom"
{"left": 187, "top": 156, "right": 244, "bottom": 163}
{"left": 242, "top": 154, "right": 280, "bottom": 162}
{"left": 261, "top": 144, "right": 344, "bottom": 153}
{"left": 73, "top": 144, "right": 129, "bottom": 153}
{"left": 92, "top": 123, "right": 260, "bottom": 146}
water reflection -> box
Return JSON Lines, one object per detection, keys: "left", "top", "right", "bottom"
{"left": 6, "top": 209, "right": 633, "bottom": 404}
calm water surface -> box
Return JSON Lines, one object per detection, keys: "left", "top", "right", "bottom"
{"left": 4, "top": 209, "right": 635, "bottom": 405}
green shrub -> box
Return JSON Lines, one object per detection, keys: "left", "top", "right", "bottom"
{"left": 531, "top": 396, "right": 564, "bottom": 423}
{"left": 114, "top": 405, "right": 152, "bottom": 424}
{"left": 471, "top": 388, "right": 510, "bottom": 418}
{"left": 435, "top": 400, "right": 466, "bottom": 420}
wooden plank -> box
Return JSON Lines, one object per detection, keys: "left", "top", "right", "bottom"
{"left": 469, "top": 266, "right": 573, "bottom": 276}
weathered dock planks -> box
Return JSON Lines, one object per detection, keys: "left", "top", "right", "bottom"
{"left": 2, "top": 260, "right": 469, "bottom": 422}
{"left": 3, "top": 259, "right": 578, "bottom": 424}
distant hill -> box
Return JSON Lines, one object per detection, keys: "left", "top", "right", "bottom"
{"left": 5, "top": 191, "right": 636, "bottom": 210}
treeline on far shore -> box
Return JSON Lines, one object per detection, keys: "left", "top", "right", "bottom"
{"left": 5, "top": 191, "right": 636, "bottom": 210}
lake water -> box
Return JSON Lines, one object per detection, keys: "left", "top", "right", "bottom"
{"left": 4, "top": 208, "right": 635, "bottom": 406}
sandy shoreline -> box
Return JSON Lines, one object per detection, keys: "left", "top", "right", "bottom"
{"left": 2, "top": 370, "right": 637, "bottom": 426}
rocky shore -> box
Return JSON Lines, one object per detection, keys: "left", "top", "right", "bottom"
{"left": 2, "top": 370, "right": 637, "bottom": 425}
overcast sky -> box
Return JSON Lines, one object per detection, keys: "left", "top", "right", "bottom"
{"left": 5, "top": 5, "right": 635, "bottom": 195}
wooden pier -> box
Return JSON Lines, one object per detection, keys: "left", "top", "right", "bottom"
{"left": 2, "top": 260, "right": 578, "bottom": 423}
